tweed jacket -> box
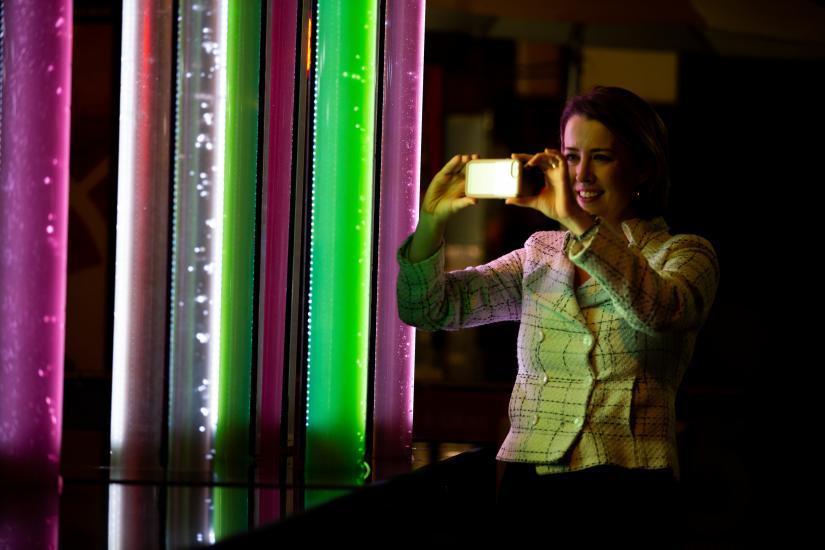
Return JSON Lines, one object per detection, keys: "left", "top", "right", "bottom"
{"left": 397, "top": 217, "right": 719, "bottom": 480}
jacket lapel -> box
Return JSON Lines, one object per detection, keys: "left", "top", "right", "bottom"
{"left": 524, "top": 232, "right": 588, "bottom": 328}
{"left": 524, "top": 218, "right": 669, "bottom": 327}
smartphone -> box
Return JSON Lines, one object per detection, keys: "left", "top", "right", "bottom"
{"left": 465, "top": 159, "right": 545, "bottom": 199}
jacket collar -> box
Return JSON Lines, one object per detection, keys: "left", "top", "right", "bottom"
{"left": 528, "top": 218, "right": 670, "bottom": 329}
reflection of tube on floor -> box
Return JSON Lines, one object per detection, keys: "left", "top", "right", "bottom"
{"left": 108, "top": 484, "right": 161, "bottom": 550}
{"left": 213, "top": 486, "right": 249, "bottom": 543}
{"left": 305, "top": 0, "right": 379, "bottom": 494}
{"left": 255, "top": 487, "right": 282, "bottom": 526}
{"left": 0, "top": 491, "right": 59, "bottom": 549}
{"left": 166, "top": 486, "right": 212, "bottom": 549}
{"left": 0, "top": 0, "right": 73, "bottom": 485}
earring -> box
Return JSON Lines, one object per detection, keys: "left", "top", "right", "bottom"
{"left": 634, "top": 189, "right": 642, "bottom": 200}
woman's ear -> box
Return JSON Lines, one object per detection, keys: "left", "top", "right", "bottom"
{"left": 637, "top": 160, "right": 655, "bottom": 191}
{"left": 639, "top": 157, "right": 653, "bottom": 180}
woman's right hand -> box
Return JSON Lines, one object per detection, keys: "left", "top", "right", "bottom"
{"left": 421, "top": 154, "right": 479, "bottom": 224}
{"left": 409, "top": 154, "right": 478, "bottom": 262}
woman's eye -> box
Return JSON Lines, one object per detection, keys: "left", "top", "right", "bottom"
{"left": 564, "top": 154, "right": 578, "bottom": 162}
{"left": 593, "top": 155, "right": 613, "bottom": 162}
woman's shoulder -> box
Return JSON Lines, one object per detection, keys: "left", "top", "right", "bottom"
{"left": 523, "top": 229, "right": 568, "bottom": 255}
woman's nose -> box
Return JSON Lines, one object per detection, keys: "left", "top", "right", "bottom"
{"left": 576, "top": 159, "right": 593, "bottom": 183}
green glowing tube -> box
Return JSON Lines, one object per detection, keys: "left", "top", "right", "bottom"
{"left": 305, "top": 0, "right": 378, "bottom": 491}
{"left": 215, "top": 0, "right": 261, "bottom": 481}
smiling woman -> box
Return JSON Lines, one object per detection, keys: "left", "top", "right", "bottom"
{"left": 564, "top": 115, "right": 644, "bottom": 225}
{"left": 561, "top": 86, "right": 671, "bottom": 224}
{"left": 398, "top": 85, "right": 720, "bottom": 544}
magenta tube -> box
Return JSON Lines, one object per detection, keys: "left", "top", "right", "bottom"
{"left": 0, "top": 0, "right": 73, "bottom": 485}
{"left": 256, "top": 0, "right": 298, "bottom": 480}
{"left": 372, "top": 0, "right": 426, "bottom": 477}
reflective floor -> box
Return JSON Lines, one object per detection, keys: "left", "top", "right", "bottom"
{"left": 0, "top": 436, "right": 756, "bottom": 548}
{"left": 0, "top": 442, "right": 477, "bottom": 549}
{"left": 0, "top": 477, "right": 361, "bottom": 548}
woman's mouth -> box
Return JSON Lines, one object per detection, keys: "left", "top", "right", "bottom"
{"left": 576, "top": 189, "right": 604, "bottom": 203}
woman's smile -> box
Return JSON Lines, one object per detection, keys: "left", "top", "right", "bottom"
{"left": 575, "top": 187, "right": 604, "bottom": 204}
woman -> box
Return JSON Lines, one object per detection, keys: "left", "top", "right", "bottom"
{"left": 397, "top": 86, "right": 719, "bottom": 544}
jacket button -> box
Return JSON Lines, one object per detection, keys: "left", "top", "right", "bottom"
{"left": 573, "top": 417, "right": 583, "bottom": 426}
{"left": 541, "top": 373, "right": 549, "bottom": 385}
{"left": 582, "top": 335, "right": 593, "bottom": 347}
{"left": 531, "top": 414, "right": 539, "bottom": 426}
{"left": 538, "top": 329, "right": 545, "bottom": 342}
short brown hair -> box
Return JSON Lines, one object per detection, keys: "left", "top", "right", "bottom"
{"left": 561, "top": 86, "right": 670, "bottom": 219}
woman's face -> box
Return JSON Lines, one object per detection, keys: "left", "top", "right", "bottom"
{"left": 563, "top": 114, "right": 642, "bottom": 226}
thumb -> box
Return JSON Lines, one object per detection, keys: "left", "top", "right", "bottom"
{"left": 455, "top": 197, "right": 478, "bottom": 211}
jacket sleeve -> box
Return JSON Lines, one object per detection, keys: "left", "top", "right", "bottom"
{"left": 396, "top": 234, "right": 524, "bottom": 331}
{"left": 566, "top": 223, "right": 719, "bottom": 336}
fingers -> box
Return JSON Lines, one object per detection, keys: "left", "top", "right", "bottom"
{"left": 454, "top": 196, "right": 478, "bottom": 211}
{"left": 439, "top": 153, "right": 479, "bottom": 176}
{"left": 438, "top": 154, "right": 463, "bottom": 176}
{"left": 526, "top": 152, "right": 544, "bottom": 167}
{"left": 457, "top": 154, "right": 472, "bottom": 174}
{"left": 544, "top": 148, "right": 563, "bottom": 169}
{"left": 524, "top": 150, "right": 564, "bottom": 171}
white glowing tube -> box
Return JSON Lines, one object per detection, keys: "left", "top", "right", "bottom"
{"left": 109, "top": 0, "right": 173, "bottom": 475}
{"left": 167, "top": 0, "right": 228, "bottom": 478}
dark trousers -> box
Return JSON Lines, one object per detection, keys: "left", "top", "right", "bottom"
{"left": 495, "top": 462, "right": 685, "bottom": 547}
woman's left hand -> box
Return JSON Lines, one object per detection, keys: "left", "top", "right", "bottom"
{"left": 506, "top": 149, "right": 589, "bottom": 230}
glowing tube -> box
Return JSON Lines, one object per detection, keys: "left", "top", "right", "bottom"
{"left": 372, "top": 0, "right": 426, "bottom": 478}
{"left": 0, "top": 0, "right": 73, "bottom": 485}
{"left": 214, "top": 0, "right": 261, "bottom": 482}
{"left": 168, "top": 0, "right": 228, "bottom": 481}
{"left": 305, "top": 0, "right": 378, "bottom": 491}
{"left": 256, "top": 0, "right": 298, "bottom": 479}
{"left": 109, "top": 0, "right": 173, "bottom": 477}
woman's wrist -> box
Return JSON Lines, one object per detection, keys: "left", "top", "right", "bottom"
{"left": 409, "top": 212, "right": 447, "bottom": 262}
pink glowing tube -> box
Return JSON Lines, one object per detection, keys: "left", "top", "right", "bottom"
{"left": 372, "top": 0, "right": 426, "bottom": 477}
{"left": 256, "top": 0, "right": 298, "bottom": 482}
{"left": 109, "top": 0, "right": 173, "bottom": 478}
{"left": 0, "top": 0, "right": 73, "bottom": 485}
